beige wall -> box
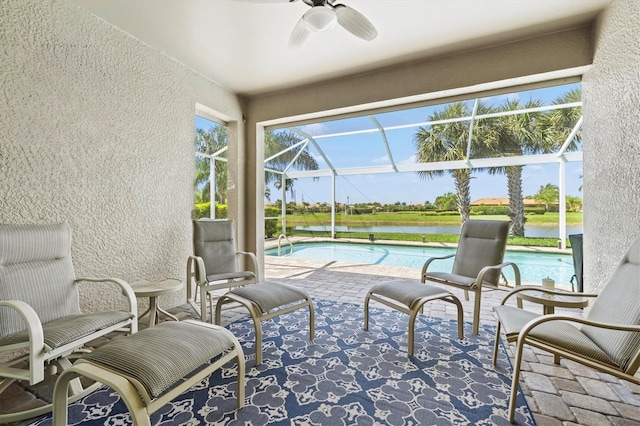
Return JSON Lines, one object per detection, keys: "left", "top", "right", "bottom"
{"left": 582, "top": 0, "right": 640, "bottom": 292}
{"left": 245, "top": 26, "right": 595, "bottom": 272}
{"left": 0, "top": 0, "right": 244, "bottom": 313}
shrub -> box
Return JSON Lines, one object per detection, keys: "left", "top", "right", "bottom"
{"left": 524, "top": 207, "right": 546, "bottom": 215}
{"left": 470, "top": 205, "right": 510, "bottom": 215}
{"left": 193, "top": 203, "right": 227, "bottom": 219}
{"left": 265, "top": 219, "right": 277, "bottom": 238}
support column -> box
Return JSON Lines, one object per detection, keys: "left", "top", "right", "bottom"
{"left": 558, "top": 159, "right": 567, "bottom": 249}
{"left": 331, "top": 172, "right": 336, "bottom": 239}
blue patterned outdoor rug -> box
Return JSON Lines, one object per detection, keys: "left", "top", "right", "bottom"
{"left": 33, "top": 300, "right": 534, "bottom": 425}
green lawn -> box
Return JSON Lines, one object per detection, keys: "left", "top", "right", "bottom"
{"left": 274, "top": 211, "right": 582, "bottom": 248}
{"left": 283, "top": 211, "right": 583, "bottom": 226}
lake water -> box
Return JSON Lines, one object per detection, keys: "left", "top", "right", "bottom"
{"left": 266, "top": 242, "right": 577, "bottom": 288}
{"left": 294, "top": 224, "right": 582, "bottom": 239}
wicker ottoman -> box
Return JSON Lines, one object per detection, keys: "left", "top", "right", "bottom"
{"left": 52, "top": 320, "right": 245, "bottom": 426}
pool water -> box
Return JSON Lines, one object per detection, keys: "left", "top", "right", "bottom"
{"left": 266, "top": 242, "right": 575, "bottom": 289}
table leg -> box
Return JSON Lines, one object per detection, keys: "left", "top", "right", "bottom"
{"left": 138, "top": 304, "right": 151, "bottom": 323}
{"left": 148, "top": 297, "right": 158, "bottom": 327}
{"left": 157, "top": 306, "right": 179, "bottom": 322}
{"left": 543, "top": 305, "right": 555, "bottom": 315}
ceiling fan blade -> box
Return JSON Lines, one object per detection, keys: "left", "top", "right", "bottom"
{"left": 289, "top": 17, "right": 310, "bottom": 49}
{"left": 334, "top": 4, "right": 377, "bottom": 41}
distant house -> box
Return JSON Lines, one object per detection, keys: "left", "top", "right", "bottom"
{"left": 471, "top": 198, "right": 546, "bottom": 207}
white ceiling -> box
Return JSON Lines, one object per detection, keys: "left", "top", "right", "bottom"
{"left": 71, "top": 0, "right": 610, "bottom": 97}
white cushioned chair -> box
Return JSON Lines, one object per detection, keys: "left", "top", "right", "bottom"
{"left": 186, "top": 219, "right": 260, "bottom": 322}
{"left": 421, "top": 220, "right": 521, "bottom": 334}
{"left": 493, "top": 236, "right": 640, "bottom": 422}
{"left": 0, "top": 222, "right": 137, "bottom": 423}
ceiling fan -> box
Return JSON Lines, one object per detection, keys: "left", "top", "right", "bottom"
{"left": 239, "top": 0, "right": 378, "bottom": 49}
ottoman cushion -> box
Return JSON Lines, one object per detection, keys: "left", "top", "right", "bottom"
{"left": 81, "top": 321, "right": 236, "bottom": 399}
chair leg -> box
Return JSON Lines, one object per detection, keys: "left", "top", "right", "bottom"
{"left": 448, "top": 295, "right": 464, "bottom": 340}
{"left": 363, "top": 293, "right": 371, "bottom": 331}
{"left": 307, "top": 300, "right": 315, "bottom": 342}
{"left": 508, "top": 337, "right": 526, "bottom": 422}
{"left": 472, "top": 289, "right": 482, "bottom": 335}
{"left": 492, "top": 322, "right": 502, "bottom": 366}
{"left": 214, "top": 295, "right": 225, "bottom": 325}
{"left": 233, "top": 340, "right": 246, "bottom": 410}
{"left": 200, "top": 287, "right": 208, "bottom": 323}
{"left": 407, "top": 306, "right": 419, "bottom": 357}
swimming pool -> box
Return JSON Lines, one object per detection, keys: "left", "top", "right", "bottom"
{"left": 266, "top": 242, "right": 575, "bottom": 289}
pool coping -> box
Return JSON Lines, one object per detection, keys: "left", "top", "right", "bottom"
{"left": 264, "top": 235, "right": 573, "bottom": 255}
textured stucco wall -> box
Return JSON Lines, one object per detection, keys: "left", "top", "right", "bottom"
{"left": 0, "top": 0, "right": 243, "bottom": 314}
{"left": 582, "top": 0, "right": 640, "bottom": 293}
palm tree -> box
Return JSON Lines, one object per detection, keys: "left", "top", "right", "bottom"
{"left": 196, "top": 127, "right": 319, "bottom": 210}
{"left": 413, "top": 101, "right": 496, "bottom": 222}
{"left": 486, "top": 98, "right": 544, "bottom": 236}
{"left": 540, "top": 88, "right": 582, "bottom": 151}
{"left": 195, "top": 125, "right": 228, "bottom": 205}
{"left": 264, "top": 130, "right": 319, "bottom": 198}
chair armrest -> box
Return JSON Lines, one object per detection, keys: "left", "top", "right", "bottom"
{"left": 520, "top": 314, "right": 640, "bottom": 340}
{"left": 187, "top": 255, "right": 207, "bottom": 285}
{"left": 75, "top": 277, "right": 138, "bottom": 316}
{"left": 421, "top": 253, "right": 455, "bottom": 281}
{"left": 500, "top": 285, "right": 599, "bottom": 305}
{"left": 186, "top": 255, "right": 207, "bottom": 304}
{"left": 237, "top": 250, "right": 261, "bottom": 282}
{"left": 477, "top": 261, "right": 522, "bottom": 288}
{"left": 0, "top": 300, "right": 45, "bottom": 383}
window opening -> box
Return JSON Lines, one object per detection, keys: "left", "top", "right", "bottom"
{"left": 263, "top": 82, "right": 583, "bottom": 248}
{"left": 195, "top": 115, "right": 228, "bottom": 219}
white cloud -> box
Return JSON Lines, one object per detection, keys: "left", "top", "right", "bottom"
{"left": 312, "top": 152, "right": 327, "bottom": 165}
{"left": 400, "top": 154, "right": 418, "bottom": 164}
{"left": 372, "top": 155, "right": 389, "bottom": 164}
{"left": 300, "top": 123, "right": 328, "bottom": 136}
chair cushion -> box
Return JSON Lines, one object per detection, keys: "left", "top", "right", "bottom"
{"left": 207, "top": 271, "right": 255, "bottom": 283}
{"left": 193, "top": 220, "right": 241, "bottom": 278}
{"left": 80, "top": 321, "right": 236, "bottom": 399}
{"left": 369, "top": 280, "right": 454, "bottom": 309}
{"left": 230, "top": 282, "right": 308, "bottom": 313}
{"left": 425, "top": 272, "right": 478, "bottom": 288}
{"left": 583, "top": 238, "right": 640, "bottom": 372}
{"left": 494, "top": 305, "right": 616, "bottom": 367}
{"left": 0, "top": 311, "right": 133, "bottom": 350}
{"left": 0, "top": 222, "right": 80, "bottom": 338}
{"left": 451, "top": 220, "right": 509, "bottom": 285}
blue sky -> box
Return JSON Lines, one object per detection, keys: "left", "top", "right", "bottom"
{"left": 267, "top": 83, "right": 583, "bottom": 205}
{"left": 197, "top": 83, "right": 583, "bottom": 206}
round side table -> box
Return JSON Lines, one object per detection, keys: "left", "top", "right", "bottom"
{"left": 516, "top": 288, "right": 588, "bottom": 315}
{"left": 131, "top": 278, "right": 183, "bottom": 327}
